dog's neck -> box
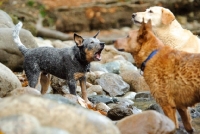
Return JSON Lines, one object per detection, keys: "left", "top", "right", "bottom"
{"left": 141, "top": 50, "right": 158, "bottom": 71}
{"left": 153, "top": 20, "right": 192, "bottom": 50}
{"left": 73, "top": 46, "right": 90, "bottom": 67}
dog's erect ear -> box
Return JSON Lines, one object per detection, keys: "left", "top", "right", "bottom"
{"left": 93, "top": 30, "right": 100, "bottom": 38}
{"left": 146, "top": 19, "right": 152, "bottom": 30}
{"left": 138, "top": 18, "right": 148, "bottom": 44}
{"left": 139, "top": 18, "right": 146, "bottom": 33}
{"left": 161, "top": 8, "right": 175, "bottom": 25}
{"left": 74, "top": 33, "right": 84, "bottom": 47}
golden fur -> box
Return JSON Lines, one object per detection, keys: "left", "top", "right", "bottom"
{"left": 114, "top": 20, "right": 200, "bottom": 133}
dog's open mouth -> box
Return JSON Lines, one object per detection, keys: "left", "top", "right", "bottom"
{"left": 132, "top": 19, "right": 141, "bottom": 25}
{"left": 94, "top": 48, "right": 103, "bottom": 61}
{"left": 117, "top": 48, "right": 125, "bottom": 51}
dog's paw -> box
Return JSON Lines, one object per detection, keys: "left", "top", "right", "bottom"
{"left": 86, "top": 101, "right": 95, "bottom": 109}
{"left": 77, "top": 96, "right": 95, "bottom": 109}
{"left": 77, "top": 96, "right": 87, "bottom": 108}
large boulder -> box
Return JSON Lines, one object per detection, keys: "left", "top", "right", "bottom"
{"left": 0, "top": 63, "right": 21, "bottom": 97}
{"left": 0, "top": 113, "right": 70, "bottom": 134}
{"left": 0, "top": 28, "right": 38, "bottom": 71}
{"left": 0, "top": 10, "right": 38, "bottom": 71}
{"left": 0, "top": 95, "right": 120, "bottom": 134}
{"left": 116, "top": 110, "right": 176, "bottom": 134}
{"left": 0, "top": 10, "right": 14, "bottom": 28}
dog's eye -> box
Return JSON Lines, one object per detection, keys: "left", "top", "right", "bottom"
{"left": 91, "top": 41, "right": 94, "bottom": 44}
{"left": 127, "top": 35, "right": 129, "bottom": 38}
{"left": 149, "top": 10, "right": 153, "bottom": 13}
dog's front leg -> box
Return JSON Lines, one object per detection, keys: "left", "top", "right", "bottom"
{"left": 79, "top": 76, "right": 88, "bottom": 102}
{"left": 79, "top": 77, "right": 93, "bottom": 108}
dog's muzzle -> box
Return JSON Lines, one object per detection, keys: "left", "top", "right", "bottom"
{"left": 132, "top": 13, "right": 136, "bottom": 19}
{"left": 100, "top": 42, "right": 105, "bottom": 48}
{"left": 94, "top": 42, "right": 105, "bottom": 61}
{"left": 132, "top": 13, "right": 142, "bottom": 25}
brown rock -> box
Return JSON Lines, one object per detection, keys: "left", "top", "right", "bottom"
{"left": 116, "top": 110, "right": 176, "bottom": 134}
{"left": 120, "top": 70, "right": 150, "bottom": 92}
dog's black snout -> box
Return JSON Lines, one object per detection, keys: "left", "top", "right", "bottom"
{"left": 112, "top": 40, "right": 116, "bottom": 43}
{"left": 132, "top": 13, "right": 136, "bottom": 18}
{"left": 100, "top": 42, "right": 105, "bottom": 48}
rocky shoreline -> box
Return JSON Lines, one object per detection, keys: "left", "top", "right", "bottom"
{"left": 0, "top": 8, "right": 200, "bottom": 134}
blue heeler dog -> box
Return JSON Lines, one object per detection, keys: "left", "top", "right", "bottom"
{"left": 13, "top": 22, "right": 105, "bottom": 104}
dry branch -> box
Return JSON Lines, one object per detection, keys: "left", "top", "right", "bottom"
{"left": 36, "top": 16, "right": 72, "bottom": 41}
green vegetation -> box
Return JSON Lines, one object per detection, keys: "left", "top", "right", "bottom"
{"left": 39, "top": 5, "right": 46, "bottom": 17}
{"left": 27, "top": 0, "right": 35, "bottom": 7}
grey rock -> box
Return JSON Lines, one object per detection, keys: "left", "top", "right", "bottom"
{"left": 0, "top": 95, "right": 120, "bottom": 134}
{"left": 146, "top": 104, "right": 164, "bottom": 114}
{"left": 134, "top": 91, "right": 154, "bottom": 101}
{"left": 90, "top": 62, "right": 109, "bottom": 73}
{"left": 0, "top": 10, "right": 14, "bottom": 28}
{"left": 42, "top": 94, "right": 78, "bottom": 106}
{"left": 103, "top": 61, "right": 121, "bottom": 74}
{"left": 32, "top": 127, "right": 69, "bottom": 134}
{"left": 97, "top": 73, "right": 130, "bottom": 97}
{"left": 88, "top": 95, "right": 118, "bottom": 104}
{"left": 122, "top": 91, "right": 137, "bottom": 100}
{"left": 0, "top": 113, "right": 70, "bottom": 134}
{"left": 91, "top": 60, "right": 135, "bottom": 74}
{"left": 0, "top": 28, "right": 38, "bottom": 71}
{"left": 9, "top": 87, "right": 41, "bottom": 96}
{"left": 0, "top": 63, "right": 21, "bottom": 97}
{"left": 115, "top": 97, "right": 134, "bottom": 106}
{"left": 0, "top": 114, "right": 40, "bottom": 134}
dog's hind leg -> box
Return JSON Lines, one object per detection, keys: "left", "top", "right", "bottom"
{"left": 162, "top": 105, "right": 178, "bottom": 129}
{"left": 177, "top": 108, "right": 194, "bottom": 133}
{"left": 40, "top": 73, "right": 51, "bottom": 94}
{"left": 68, "top": 79, "right": 77, "bottom": 95}
{"left": 26, "top": 71, "right": 40, "bottom": 88}
{"left": 25, "top": 65, "right": 41, "bottom": 89}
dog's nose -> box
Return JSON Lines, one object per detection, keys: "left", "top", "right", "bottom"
{"left": 100, "top": 42, "right": 105, "bottom": 47}
{"left": 132, "top": 13, "right": 136, "bottom": 18}
{"left": 112, "top": 40, "right": 116, "bottom": 43}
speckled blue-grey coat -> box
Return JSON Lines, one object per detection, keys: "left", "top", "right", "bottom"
{"left": 13, "top": 22, "right": 104, "bottom": 102}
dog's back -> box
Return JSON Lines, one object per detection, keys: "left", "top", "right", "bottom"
{"left": 24, "top": 47, "right": 68, "bottom": 79}
{"left": 144, "top": 45, "right": 200, "bottom": 107}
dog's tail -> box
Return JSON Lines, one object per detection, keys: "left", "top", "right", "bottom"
{"left": 13, "top": 22, "right": 28, "bottom": 55}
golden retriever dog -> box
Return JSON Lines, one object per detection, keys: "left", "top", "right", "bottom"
{"left": 132, "top": 6, "right": 200, "bottom": 53}
{"left": 114, "top": 20, "right": 200, "bottom": 133}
